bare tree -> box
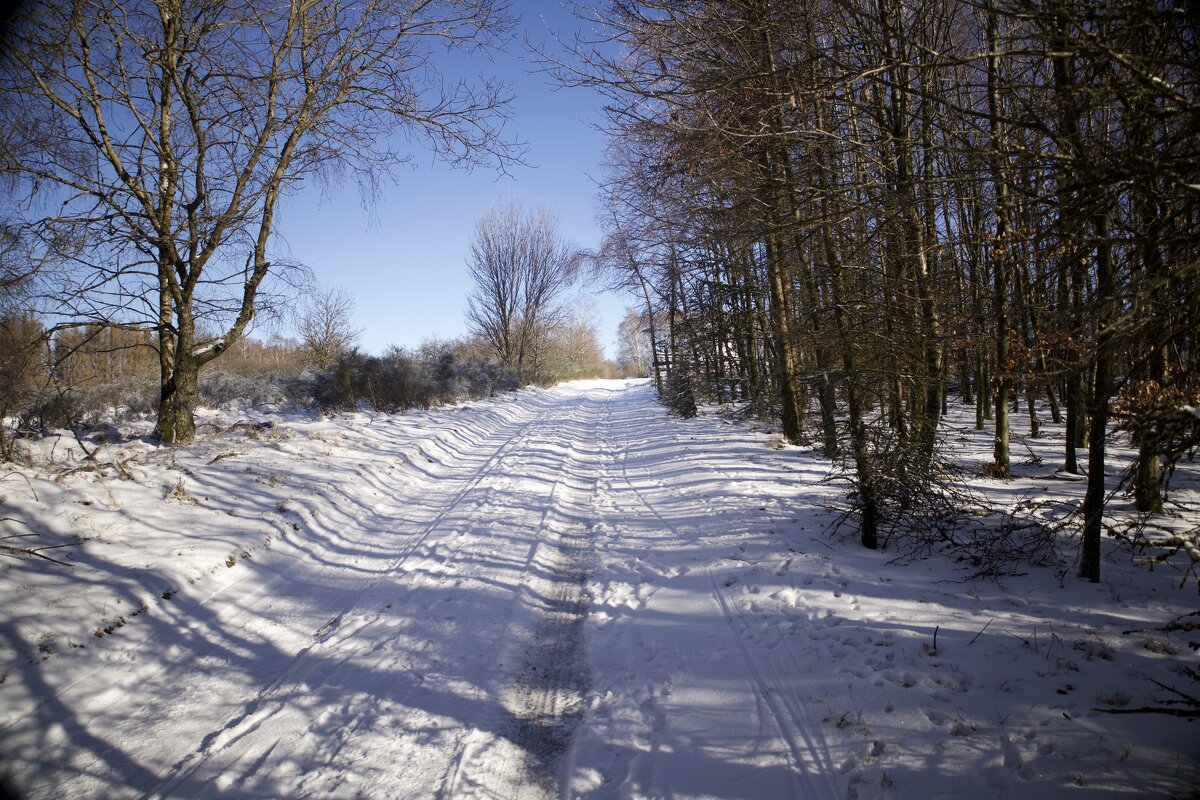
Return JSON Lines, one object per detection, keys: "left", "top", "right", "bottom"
{"left": 465, "top": 199, "right": 576, "bottom": 382}
{"left": 562, "top": 0, "right": 1199, "bottom": 572}
{"left": 297, "top": 285, "right": 361, "bottom": 370}
{"left": 0, "top": 0, "right": 520, "bottom": 442}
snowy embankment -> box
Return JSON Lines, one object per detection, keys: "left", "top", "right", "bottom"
{"left": 0, "top": 380, "right": 1196, "bottom": 799}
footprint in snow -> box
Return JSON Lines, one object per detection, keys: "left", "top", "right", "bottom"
{"left": 924, "top": 708, "right": 948, "bottom": 725}
{"left": 772, "top": 587, "right": 803, "bottom": 608}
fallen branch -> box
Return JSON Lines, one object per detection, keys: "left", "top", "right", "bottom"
{"left": 0, "top": 541, "right": 75, "bottom": 567}
{"left": 1091, "top": 706, "right": 1200, "bottom": 718}
{"left": 1148, "top": 676, "right": 1200, "bottom": 708}
{"left": 114, "top": 458, "right": 134, "bottom": 481}
{"left": 69, "top": 423, "right": 100, "bottom": 461}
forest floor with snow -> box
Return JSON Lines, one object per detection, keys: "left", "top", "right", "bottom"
{"left": 0, "top": 379, "right": 1196, "bottom": 799}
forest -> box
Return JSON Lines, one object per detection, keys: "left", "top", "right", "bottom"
{"left": 568, "top": 0, "right": 1199, "bottom": 582}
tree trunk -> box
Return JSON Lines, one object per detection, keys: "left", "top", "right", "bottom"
{"left": 763, "top": 228, "right": 805, "bottom": 445}
{"left": 1063, "top": 368, "right": 1082, "bottom": 474}
{"left": 155, "top": 349, "right": 199, "bottom": 444}
{"left": 1052, "top": 4, "right": 1089, "bottom": 474}
{"left": 985, "top": 0, "right": 1011, "bottom": 478}
{"left": 792, "top": 240, "right": 840, "bottom": 456}
{"left": 1046, "top": 379, "right": 1062, "bottom": 424}
{"left": 1080, "top": 214, "right": 1115, "bottom": 583}
{"left": 1026, "top": 382, "right": 1041, "bottom": 438}
{"left": 1134, "top": 345, "right": 1165, "bottom": 513}
{"left": 821, "top": 208, "right": 877, "bottom": 548}
{"left": 1130, "top": 82, "right": 1166, "bottom": 513}
{"left": 756, "top": 20, "right": 806, "bottom": 445}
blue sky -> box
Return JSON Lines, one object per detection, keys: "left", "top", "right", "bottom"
{"left": 274, "top": 2, "right": 627, "bottom": 357}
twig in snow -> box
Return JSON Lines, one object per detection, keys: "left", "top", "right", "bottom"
{"left": 1047, "top": 630, "right": 1065, "bottom": 660}
{"left": 968, "top": 619, "right": 993, "bottom": 645}
{"left": 1004, "top": 627, "right": 1038, "bottom": 653}
{"left": 114, "top": 459, "right": 133, "bottom": 481}
{"left": 0, "top": 470, "right": 39, "bottom": 502}
{"left": 1091, "top": 706, "right": 1200, "bottom": 718}
{"left": 0, "top": 541, "right": 75, "bottom": 567}
{"left": 1013, "top": 434, "right": 1043, "bottom": 465}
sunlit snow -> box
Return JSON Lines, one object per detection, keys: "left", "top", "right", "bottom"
{"left": 1, "top": 380, "right": 1196, "bottom": 798}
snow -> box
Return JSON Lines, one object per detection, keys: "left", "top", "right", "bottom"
{"left": 1, "top": 379, "right": 1196, "bottom": 798}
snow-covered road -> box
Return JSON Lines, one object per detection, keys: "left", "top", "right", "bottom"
{"left": 2, "top": 380, "right": 1196, "bottom": 798}
{"left": 2, "top": 381, "right": 833, "bottom": 798}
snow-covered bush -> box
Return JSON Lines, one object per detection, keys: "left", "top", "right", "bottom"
{"left": 197, "top": 370, "right": 298, "bottom": 410}
{"left": 368, "top": 348, "right": 437, "bottom": 411}
{"left": 422, "top": 344, "right": 519, "bottom": 402}
{"left": 663, "top": 370, "right": 697, "bottom": 418}
{"left": 14, "top": 377, "right": 158, "bottom": 434}
{"left": 309, "top": 346, "right": 518, "bottom": 413}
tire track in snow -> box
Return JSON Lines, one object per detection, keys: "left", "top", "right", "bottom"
{"left": 708, "top": 574, "right": 843, "bottom": 800}
{"left": 145, "top": 397, "right": 567, "bottom": 798}
{"left": 605, "top": 386, "right": 841, "bottom": 800}
{"left": 446, "top": 393, "right": 609, "bottom": 800}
